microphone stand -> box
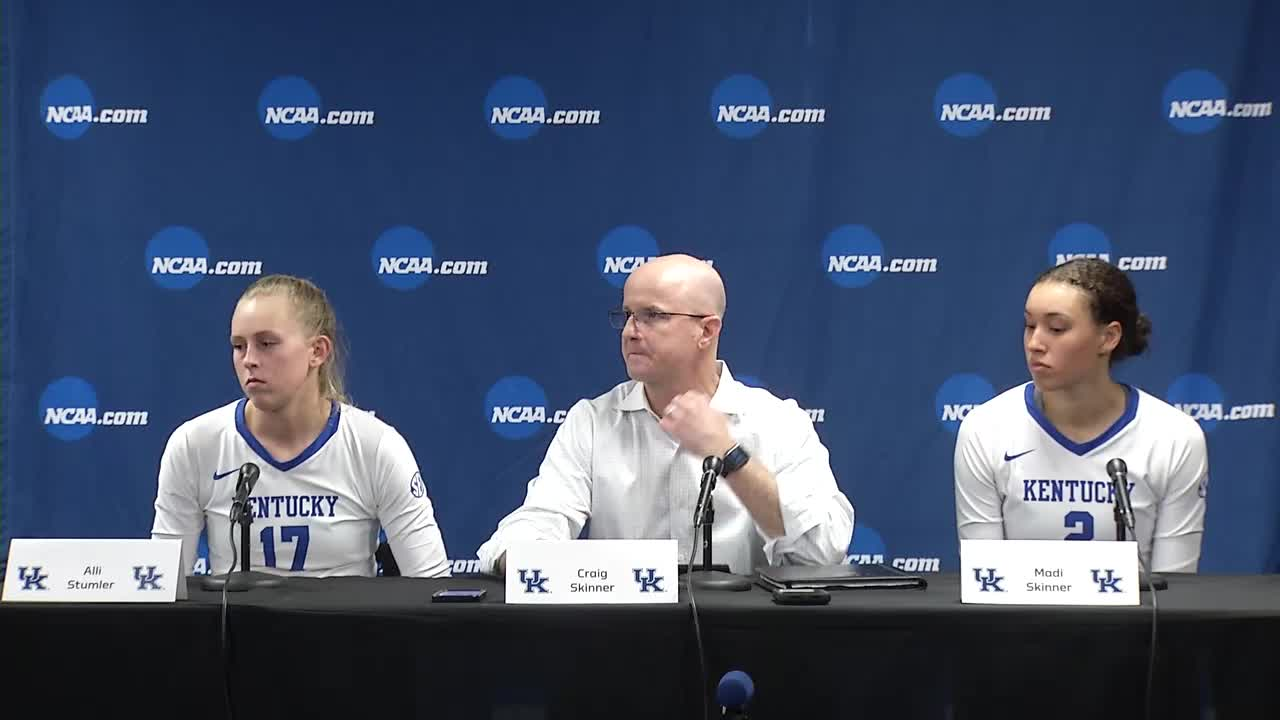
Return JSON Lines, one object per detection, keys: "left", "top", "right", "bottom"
{"left": 1114, "top": 499, "right": 1128, "bottom": 542}
{"left": 688, "top": 458, "right": 751, "bottom": 592}
{"left": 1112, "top": 476, "right": 1166, "bottom": 592}
{"left": 202, "top": 487, "right": 283, "bottom": 592}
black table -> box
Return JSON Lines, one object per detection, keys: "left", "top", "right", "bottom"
{"left": 699, "top": 573, "right": 1280, "bottom": 719}
{"left": 3, "top": 573, "right": 1279, "bottom": 719}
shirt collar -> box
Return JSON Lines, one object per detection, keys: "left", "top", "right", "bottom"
{"left": 618, "top": 360, "right": 747, "bottom": 416}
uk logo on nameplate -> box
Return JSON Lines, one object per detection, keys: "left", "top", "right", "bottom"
{"left": 506, "top": 539, "right": 678, "bottom": 605}
{"left": 961, "top": 539, "right": 1139, "bottom": 606}
{"left": 2, "top": 538, "right": 184, "bottom": 603}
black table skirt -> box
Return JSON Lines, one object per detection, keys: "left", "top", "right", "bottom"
{"left": 4, "top": 573, "right": 1279, "bottom": 720}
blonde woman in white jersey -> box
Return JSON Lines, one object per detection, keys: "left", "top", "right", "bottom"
{"left": 151, "top": 274, "right": 450, "bottom": 578}
{"left": 954, "top": 258, "right": 1208, "bottom": 573}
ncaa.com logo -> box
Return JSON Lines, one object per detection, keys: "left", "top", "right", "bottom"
{"left": 146, "top": 226, "right": 263, "bottom": 290}
{"left": 39, "top": 377, "right": 148, "bottom": 442}
{"left": 485, "top": 76, "right": 601, "bottom": 140}
{"left": 736, "top": 375, "right": 826, "bottom": 424}
{"left": 594, "top": 227, "right": 715, "bottom": 289}
{"left": 258, "top": 76, "right": 375, "bottom": 141}
{"left": 371, "top": 226, "right": 489, "bottom": 291}
{"left": 41, "top": 74, "right": 148, "bottom": 140}
{"left": 821, "top": 225, "right": 939, "bottom": 289}
{"left": 483, "top": 376, "right": 570, "bottom": 438}
{"left": 449, "top": 559, "right": 484, "bottom": 574}
{"left": 846, "top": 524, "right": 941, "bottom": 573}
{"left": 710, "top": 74, "right": 826, "bottom": 139}
{"left": 934, "top": 73, "right": 1051, "bottom": 138}
{"left": 935, "top": 374, "right": 995, "bottom": 432}
{"left": 1163, "top": 69, "right": 1272, "bottom": 134}
{"left": 597, "top": 226, "right": 659, "bottom": 288}
{"left": 1048, "top": 223, "right": 1168, "bottom": 272}
{"left": 193, "top": 533, "right": 212, "bottom": 575}
{"left": 485, "top": 376, "right": 569, "bottom": 440}
{"left": 1166, "top": 373, "right": 1276, "bottom": 432}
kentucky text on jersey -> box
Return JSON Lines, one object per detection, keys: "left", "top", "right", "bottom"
{"left": 246, "top": 495, "right": 339, "bottom": 519}
{"left": 1023, "top": 479, "right": 1135, "bottom": 504}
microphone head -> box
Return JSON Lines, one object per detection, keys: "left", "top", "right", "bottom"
{"left": 1105, "top": 458, "right": 1128, "bottom": 479}
{"left": 239, "top": 462, "right": 261, "bottom": 493}
{"left": 716, "top": 670, "right": 754, "bottom": 709}
{"left": 703, "top": 456, "right": 723, "bottom": 474}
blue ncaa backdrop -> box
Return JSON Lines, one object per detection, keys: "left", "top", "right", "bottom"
{"left": 2, "top": 0, "right": 1277, "bottom": 574}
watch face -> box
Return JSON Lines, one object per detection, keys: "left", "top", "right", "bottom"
{"left": 723, "top": 446, "right": 749, "bottom": 475}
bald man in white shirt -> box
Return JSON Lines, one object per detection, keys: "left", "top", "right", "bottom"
{"left": 478, "top": 254, "right": 854, "bottom": 574}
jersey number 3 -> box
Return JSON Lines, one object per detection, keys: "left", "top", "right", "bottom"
{"left": 261, "top": 525, "right": 310, "bottom": 570}
{"left": 1063, "top": 511, "right": 1094, "bottom": 541}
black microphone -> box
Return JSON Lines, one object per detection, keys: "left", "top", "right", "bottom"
{"left": 1106, "top": 457, "right": 1168, "bottom": 593}
{"left": 693, "top": 456, "right": 722, "bottom": 528}
{"left": 230, "top": 462, "right": 260, "bottom": 524}
{"left": 202, "top": 461, "right": 282, "bottom": 591}
{"left": 686, "top": 455, "right": 749, "bottom": 589}
{"left": 1106, "top": 458, "right": 1136, "bottom": 539}
{"left": 716, "top": 670, "right": 754, "bottom": 719}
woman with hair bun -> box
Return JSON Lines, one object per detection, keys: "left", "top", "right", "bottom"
{"left": 954, "top": 259, "right": 1208, "bottom": 573}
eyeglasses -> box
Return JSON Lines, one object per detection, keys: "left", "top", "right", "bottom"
{"left": 608, "top": 308, "right": 712, "bottom": 330}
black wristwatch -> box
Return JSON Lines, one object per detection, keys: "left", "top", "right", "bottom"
{"left": 721, "top": 444, "right": 750, "bottom": 477}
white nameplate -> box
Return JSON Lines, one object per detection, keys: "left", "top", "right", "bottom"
{"left": 961, "top": 539, "right": 1139, "bottom": 606}
{"left": 3, "top": 538, "right": 184, "bottom": 603}
{"left": 506, "top": 539, "right": 678, "bottom": 605}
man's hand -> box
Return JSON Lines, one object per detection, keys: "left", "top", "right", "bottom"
{"left": 658, "top": 391, "right": 735, "bottom": 459}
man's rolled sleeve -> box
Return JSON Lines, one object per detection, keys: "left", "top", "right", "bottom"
{"left": 759, "top": 403, "right": 854, "bottom": 566}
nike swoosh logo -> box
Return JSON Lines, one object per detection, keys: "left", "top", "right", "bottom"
{"left": 1003, "top": 450, "right": 1035, "bottom": 462}
{"left": 212, "top": 469, "right": 238, "bottom": 481}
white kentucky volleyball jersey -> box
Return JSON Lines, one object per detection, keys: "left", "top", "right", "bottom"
{"left": 151, "top": 399, "right": 450, "bottom": 578}
{"left": 954, "top": 382, "right": 1208, "bottom": 573}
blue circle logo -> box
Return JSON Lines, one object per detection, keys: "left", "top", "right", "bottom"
{"left": 1047, "top": 222, "right": 1111, "bottom": 267}
{"left": 822, "top": 225, "right": 885, "bottom": 288}
{"left": 1162, "top": 70, "right": 1228, "bottom": 134}
{"left": 258, "top": 76, "right": 322, "bottom": 141}
{"left": 486, "top": 376, "right": 551, "bottom": 440}
{"left": 597, "top": 225, "right": 659, "bottom": 288}
{"left": 848, "top": 525, "right": 887, "bottom": 564}
{"left": 146, "top": 226, "right": 210, "bottom": 290}
{"left": 935, "top": 374, "right": 995, "bottom": 432}
{"left": 195, "top": 532, "right": 210, "bottom": 575}
{"left": 372, "top": 226, "right": 436, "bottom": 291}
{"left": 934, "top": 73, "right": 998, "bottom": 137}
{"left": 485, "top": 76, "right": 548, "bottom": 140}
{"left": 41, "top": 74, "right": 95, "bottom": 140}
{"left": 1166, "top": 373, "right": 1226, "bottom": 432}
{"left": 409, "top": 472, "right": 427, "bottom": 499}
{"left": 710, "top": 74, "right": 773, "bottom": 139}
{"left": 39, "top": 376, "right": 99, "bottom": 442}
